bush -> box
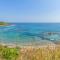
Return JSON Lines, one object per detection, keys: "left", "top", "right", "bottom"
{"left": 0, "top": 46, "right": 20, "bottom": 60}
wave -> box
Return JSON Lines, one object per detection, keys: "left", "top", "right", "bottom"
{"left": 0, "top": 24, "right": 16, "bottom": 32}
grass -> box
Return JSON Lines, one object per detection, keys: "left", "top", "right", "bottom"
{"left": 0, "top": 45, "right": 60, "bottom": 60}
{"left": 0, "top": 45, "right": 20, "bottom": 60}
{"left": 20, "top": 45, "right": 60, "bottom": 60}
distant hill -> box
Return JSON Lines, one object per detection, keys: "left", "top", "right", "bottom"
{"left": 0, "top": 22, "right": 9, "bottom": 26}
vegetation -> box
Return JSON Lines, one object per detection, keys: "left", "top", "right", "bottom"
{"left": 20, "top": 45, "right": 60, "bottom": 60}
{"left": 0, "top": 22, "right": 8, "bottom": 26}
{"left": 0, "top": 45, "right": 20, "bottom": 60}
{"left": 0, "top": 45, "right": 60, "bottom": 60}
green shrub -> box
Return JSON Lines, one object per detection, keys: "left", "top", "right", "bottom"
{"left": 0, "top": 46, "right": 20, "bottom": 60}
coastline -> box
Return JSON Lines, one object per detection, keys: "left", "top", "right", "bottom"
{"left": 0, "top": 41, "right": 59, "bottom": 49}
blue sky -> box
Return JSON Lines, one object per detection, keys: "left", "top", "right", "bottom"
{"left": 0, "top": 0, "right": 60, "bottom": 22}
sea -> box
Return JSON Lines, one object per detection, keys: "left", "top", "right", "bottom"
{"left": 0, "top": 23, "right": 60, "bottom": 46}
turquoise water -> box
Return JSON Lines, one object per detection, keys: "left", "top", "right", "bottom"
{"left": 0, "top": 23, "right": 60, "bottom": 45}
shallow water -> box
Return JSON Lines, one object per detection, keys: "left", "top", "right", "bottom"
{"left": 0, "top": 23, "right": 60, "bottom": 45}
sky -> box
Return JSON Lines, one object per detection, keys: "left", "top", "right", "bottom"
{"left": 0, "top": 0, "right": 60, "bottom": 22}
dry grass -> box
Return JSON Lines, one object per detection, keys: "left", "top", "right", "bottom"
{"left": 20, "top": 45, "right": 60, "bottom": 60}
{"left": 0, "top": 45, "right": 60, "bottom": 60}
